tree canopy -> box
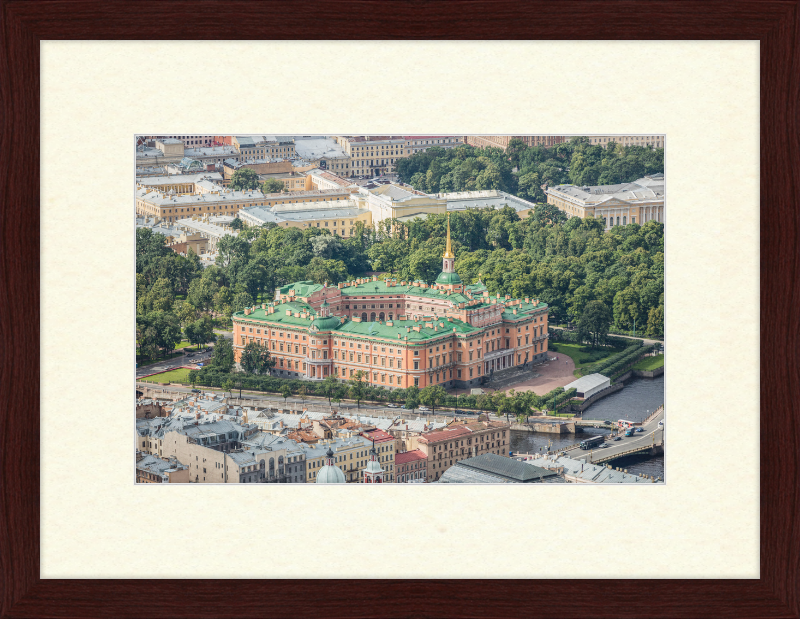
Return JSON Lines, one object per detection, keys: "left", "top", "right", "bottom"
{"left": 396, "top": 137, "right": 664, "bottom": 202}
{"left": 229, "top": 168, "right": 260, "bottom": 191}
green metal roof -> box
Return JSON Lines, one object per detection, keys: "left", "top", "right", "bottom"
{"left": 435, "top": 271, "right": 463, "bottom": 285}
{"left": 336, "top": 317, "right": 480, "bottom": 342}
{"left": 311, "top": 315, "right": 341, "bottom": 331}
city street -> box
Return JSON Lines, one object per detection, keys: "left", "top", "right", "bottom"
{"left": 566, "top": 409, "right": 664, "bottom": 463}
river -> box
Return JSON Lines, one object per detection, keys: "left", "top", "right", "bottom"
{"left": 510, "top": 375, "right": 665, "bottom": 480}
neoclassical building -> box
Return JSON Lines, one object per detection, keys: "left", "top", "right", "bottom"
{"left": 232, "top": 217, "right": 549, "bottom": 390}
{"left": 545, "top": 173, "right": 664, "bottom": 230}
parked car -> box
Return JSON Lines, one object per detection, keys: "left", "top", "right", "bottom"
{"left": 455, "top": 409, "right": 469, "bottom": 415}
{"left": 387, "top": 403, "right": 399, "bottom": 408}
{"left": 191, "top": 389, "right": 200, "bottom": 393}
{"left": 418, "top": 406, "right": 431, "bottom": 412}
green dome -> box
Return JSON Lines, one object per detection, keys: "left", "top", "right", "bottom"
{"left": 435, "top": 271, "right": 462, "bottom": 285}
{"left": 311, "top": 315, "right": 340, "bottom": 331}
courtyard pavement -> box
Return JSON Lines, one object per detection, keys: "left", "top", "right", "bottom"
{"left": 496, "top": 352, "right": 577, "bottom": 396}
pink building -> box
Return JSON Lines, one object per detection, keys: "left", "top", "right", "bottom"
{"left": 396, "top": 449, "right": 427, "bottom": 483}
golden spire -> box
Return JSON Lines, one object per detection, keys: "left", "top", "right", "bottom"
{"left": 443, "top": 213, "right": 455, "bottom": 259}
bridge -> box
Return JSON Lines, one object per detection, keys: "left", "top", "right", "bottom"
{"left": 562, "top": 406, "right": 664, "bottom": 464}
{"left": 574, "top": 419, "right": 617, "bottom": 430}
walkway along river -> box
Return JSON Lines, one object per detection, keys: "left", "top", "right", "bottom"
{"left": 510, "top": 374, "right": 665, "bottom": 479}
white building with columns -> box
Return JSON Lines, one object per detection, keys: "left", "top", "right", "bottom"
{"left": 545, "top": 173, "right": 664, "bottom": 230}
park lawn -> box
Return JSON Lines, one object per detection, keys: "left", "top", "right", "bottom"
{"left": 631, "top": 354, "right": 664, "bottom": 371}
{"left": 549, "top": 342, "right": 621, "bottom": 377}
{"left": 174, "top": 340, "right": 204, "bottom": 351}
{"left": 141, "top": 367, "right": 193, "bottom": 384}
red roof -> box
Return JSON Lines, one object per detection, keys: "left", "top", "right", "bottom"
{"left": 418, "top": 426, "right": 471, "bottom": 444}
{"left": 362, "top": 429, "right": 393, "bottom": 443}
{"left": 395, "top": 449, "right": 427, "bottom": 465}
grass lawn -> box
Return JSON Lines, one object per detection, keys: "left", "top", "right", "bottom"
{"left": 549, "top": 342, "right": 621, "bottom": 377}
{"left": 140, "top": 367, "right": 193, "bottom": 384}
{"left": 631, "top": 354, "right": 664, "bottom": 371}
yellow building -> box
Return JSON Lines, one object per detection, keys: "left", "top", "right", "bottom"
{"left": 135, "top": 183, "right": 353, "bottom": 224}
{"left": 238, "top": 199, "right": 372, "bottom": 237}
{"left": 334, "top": 136, "right": 410, "bottom": 177}
{"left": 582, "top": 135, "right": 665, "bottom": 148}
{"left": 545, "top": 173, "right": 664, "bottom": 229}
{"left": 363, "top": 182, "right": 446, "bottom": 226}
{"left": 465, "top": 135, "right": 565, "bottom": 149}
{"left": 137, "top": 172, "right": 224, "bottom": 194}
{"left": 231, "top": 135, "right": 296, "bottom": 159}
{"left": 301, "top": 435, "right": 389, "bottom": 483}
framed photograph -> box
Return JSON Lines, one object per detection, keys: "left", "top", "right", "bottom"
{"left": 2, "top": 2, "right": 795, "bottom": 617}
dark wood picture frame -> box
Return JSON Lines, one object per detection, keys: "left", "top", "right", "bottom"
{"left": 1, "top": 1, "right": 797, "bottom": 617}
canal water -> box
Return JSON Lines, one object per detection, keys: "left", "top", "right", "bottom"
{"left": 510, "top": 375, "right": 665, "bottom": 480}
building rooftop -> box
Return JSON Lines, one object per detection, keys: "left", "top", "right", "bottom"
{"left": 395, "top": 449, "right": 427, "bottom": 465}
{"left": 176, "top": 218, "right": 238, "bottom": 239}
{"left": 564, "top": 373, "right": 610, "bottom": 393}
{"left": 527, "top": 455, "right": 656, "bottom": 483}
{"left": 298, "top": 435, "right": 372, "bottom": 459}
{"left": 419, "top": 426, "right": 473, "bottom": 444}
{"left": 361, "top": 428, "right": 394, "bottom": 443}
{"left": 293, "top": 137, "right": 348, "bottom": 161}
{"left": 137, "top": 172, "right": 223, "bottom": 186}
{"left": 136, "top": 186, "right": 266, "bottom": 206}
{"left": 457, "top": 453, "right": 559, "bottom": 482}
{"left": 136, "top": 454, "right": 187, "bottom": 476}
{"left": 547, "top": 173, "right": 665, "bottom": 205}
{"left": 441, "top": 189, "right": 537, "bottom": 213}
{"left": 308, "top": 169, "right": 355, "bottom": 187}
{"left": 438, "top": 466, "right": 515, "bottom": 483}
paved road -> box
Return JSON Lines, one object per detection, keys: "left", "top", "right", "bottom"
{"left": 136, "top": 350, "right": 214, "bottom": 379}
{"left": 135, "top": 381, "right": 483, "bottom": 420}
{"left": 135, "top": 332, "right": 233, "bottom": 379}
{"left": 565, "top": 408, "right": 664, "bottom": 463}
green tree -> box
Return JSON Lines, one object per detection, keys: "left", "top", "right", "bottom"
{"left": 173, "top": 299, "right": 197, "bottom": 329}
{"left": 321, "top": 372, "right": 339, "bottom": 405}
{"left": 306, "top": 257, "right": 348, "bottom": 285}
{"left": 645, "top": 304, "right": 664, "bottom": 338}
{"left": 187, "top": 277, "right": 218, "bottom": 313}
{"left": 185, "top": 316, "right": 214, "bottom": 349}
{"left": 348, "top": 370, "right": 368, "bottom": 409}
{"left": 229, "top": 218, "right": 244, "bottom": 231}
{"left": 211, "top": 335, "right": 235, "bottom": 372}
{"left": 404, "top": 384, "right": 420, "bottom": 413}
{"left": 229, "top": 168, "right": 260, "bottom": 191}
{"left": 261, "top": 178, "right": 284, "bottom": 194}
{"left": 578, "top": 300, "right": 611, "bottom": 348}
{"left": 239, "top": 340, "right": 275, "bottom": 375}
{"left": 231, "top": 291, "right": 255, "bottom": 315}
{"left": 222, "top": 378, "right": 235, "bottom": 398}
{"left": 420, "top": 385, "right": 447, "bottom": 415}
{"left": 332, "top": 386, "right": 347, "bottom": 408}
{"left": 493, "top": 391, "right": 514, "bottom": 422}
